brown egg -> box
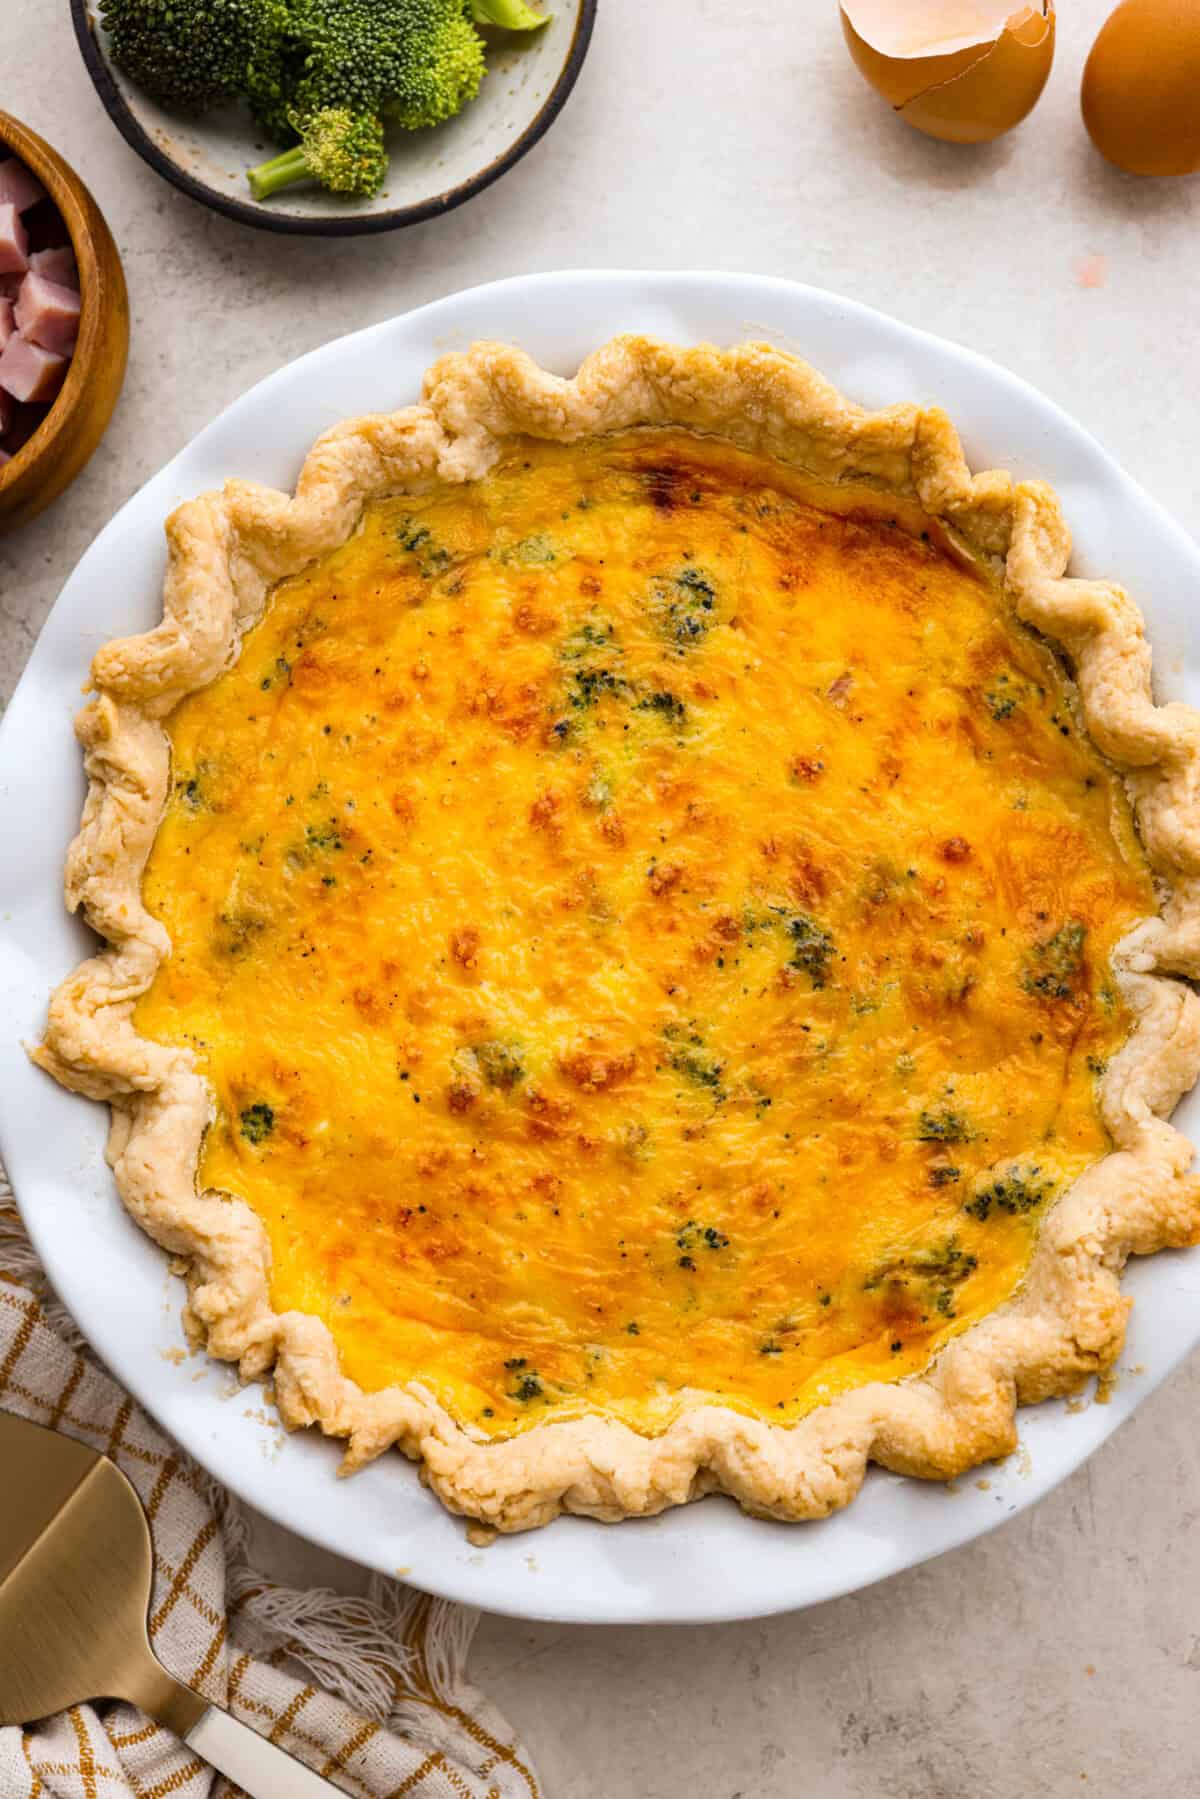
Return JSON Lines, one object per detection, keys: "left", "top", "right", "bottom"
{"left": 1082, "top": 0, "right": 1200, "bottom": 176}
{"left": 841, "top": 2, "right": 1055, "bottom": 145}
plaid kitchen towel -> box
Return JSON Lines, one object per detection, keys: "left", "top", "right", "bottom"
{"left": 0, "top": 1177, "right": 542, "bottom": 1799}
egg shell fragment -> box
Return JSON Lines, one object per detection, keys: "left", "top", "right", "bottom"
{"left": 841, "top": 2, "right": 1055, "bottom": 145}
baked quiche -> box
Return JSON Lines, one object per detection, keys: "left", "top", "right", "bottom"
{"left": 37, "top": 338, "right": 1200, "bottom": 1534}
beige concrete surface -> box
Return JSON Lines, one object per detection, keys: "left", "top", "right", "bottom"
{"left": 3, "top": 3, "right": 1199, "bottom": 1793}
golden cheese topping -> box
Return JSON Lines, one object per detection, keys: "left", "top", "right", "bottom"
{"left": 137, "top": 430, "right": 1153, "bottom": 1439}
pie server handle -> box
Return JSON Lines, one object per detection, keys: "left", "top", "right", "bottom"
{"left": 185, "top": 1703, "right": 340, "bottom": 1795}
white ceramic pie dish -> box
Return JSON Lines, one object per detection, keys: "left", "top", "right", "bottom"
{"left": 2, "top": 269, "right": 1200, "bottom": 1626}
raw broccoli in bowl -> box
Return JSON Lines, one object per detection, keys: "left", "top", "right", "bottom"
{"left": 97, "top": 0, "right": 551, "bottom": 202}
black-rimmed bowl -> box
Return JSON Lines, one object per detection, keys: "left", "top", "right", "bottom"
{"left": 70, "top": 0, "right": 596, "bottom": 236}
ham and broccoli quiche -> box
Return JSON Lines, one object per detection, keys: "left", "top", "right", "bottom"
{"left": 37, "top": 339, "right": 1200, "bottom": 1534}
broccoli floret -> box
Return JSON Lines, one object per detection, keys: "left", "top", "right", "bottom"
{"left": 651, "top": 566, "right": 719, "bottom": 649}
{"left": 282, "top": 0, "right": 484, "bottom": 134}
{"left": 472, "top": 1040, "right": 526, "bottom": 1090}
{"left": 964, "top": 1166, "right": 1052, "bottom": 1221}
{"left": 663, "top": 1025, "right": 726, "bottom": 1102}
{"left": 238, "top": 1102, "right": 275, "bottom": 1144}
{"left": 285, "top": 0, "right": 427, "bottom": 115}
{"left": 99, "top": 0, "right": 258, "bottom": 109}
{"left": 637, "top": 689, "right": 687, "bottom": 727}
{"left": 917, "top": 1107, "right": 972, "bottom": 1144}
{"left": 471, "top": 0, "right": 550, "bottom": 28}
{"left": 244, "top": 0, "right": 312, "bottom": 139}
{"left": 249, "top": 107, "right": 388, "bottom": 197}
{"left": 1022, "top": 920, "right": 1088, "bottom": 1002}
{"left": 785, "top": 913, "right": 835, "bottom": 988}
{"left": 382, "top": 1, "right": 485, "bottom": 131}
{"left": 247, "top": 0, "right": 488, "bottom": 196}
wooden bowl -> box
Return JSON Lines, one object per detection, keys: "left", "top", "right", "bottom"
{"left": 0, "top": 113, "right": 129, "bottom": 535}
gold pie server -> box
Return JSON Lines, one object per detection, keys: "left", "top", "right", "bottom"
{"left": 0, "top": 1409, "right": 336, "bottom": 1794}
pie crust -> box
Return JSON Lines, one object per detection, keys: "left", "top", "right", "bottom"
{"left": 35, "top": 337, "right": 1200, "bottom": 1534}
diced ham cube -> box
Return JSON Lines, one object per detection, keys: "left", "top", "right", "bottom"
{"left": 0, "top": 158, "right": 46, "bottom": 215}
{"left": 0, "top": 273, "right": 21, "bottom": 299}
{"left": 0, "top": 333, "right": 66, "bottom": 403}
{"left": 0, "top": 204, "right": 28, "bottom": 276}
{"left": 0, "top": 298, "right": 12, "bottom": 349}
{"left": 31, "top": 245, "right": 77, "bottom": 290}
{"left": 16, "top": 272, "right": 80, "bottom": 356}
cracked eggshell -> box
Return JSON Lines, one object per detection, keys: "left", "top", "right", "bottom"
{"left": 1082, "top": 0, "right": 1200, "bottom": 177}
{"left": 841, "top": 2, "right": 1056, "bottom": 145}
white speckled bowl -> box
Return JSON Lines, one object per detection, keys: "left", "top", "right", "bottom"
{"left": 69, "top": 0, "right": 596, "bottom": 234}
{"left": 4, "top": 271, "right": 1200, "bottom": 1624}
